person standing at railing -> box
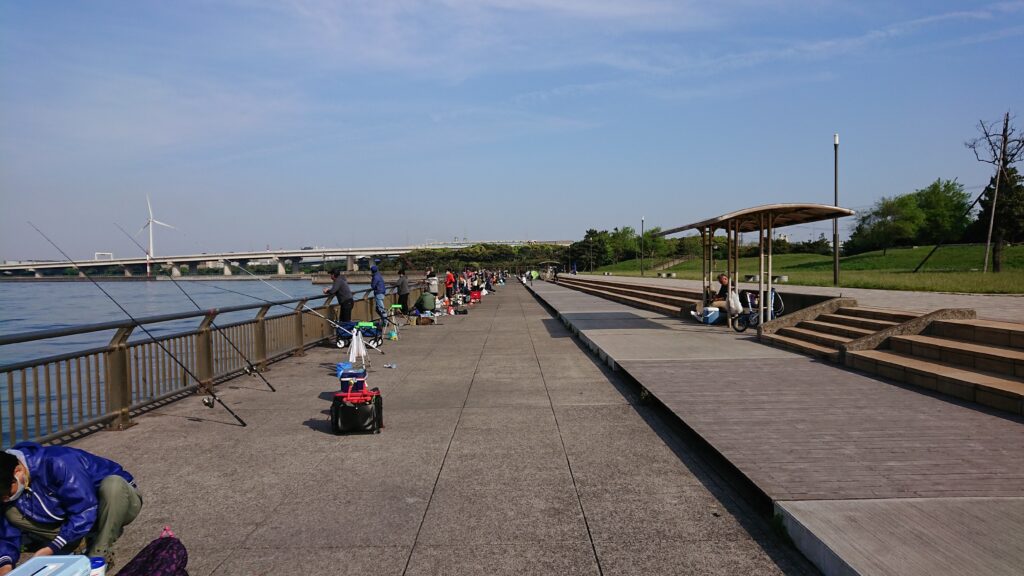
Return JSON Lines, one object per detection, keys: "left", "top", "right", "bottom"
{"left": 323, "top": 269, "right": 354, "bottom": 324}
{"left": 396, "top": 269, "right": 411, "bottom": 313}
{"left": 370, "top": 265, "right": 387, "bottom": 330}
{"left": 0, "top": 444, "right": 143, "bottom": 573}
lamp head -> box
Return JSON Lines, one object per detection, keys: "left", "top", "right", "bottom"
{"left": 834, "top": 133, "right": 839, "bottom": 146}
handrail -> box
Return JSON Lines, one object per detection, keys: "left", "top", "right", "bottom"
{"left": 1, "top": 281, "right": 424, "bottom": 447}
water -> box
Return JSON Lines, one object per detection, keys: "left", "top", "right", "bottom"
{"left": 1, "top": 279, "right": 371, "bottom": 444}
{"left": 0, "top": 279, "right": 368, "bottom": 367}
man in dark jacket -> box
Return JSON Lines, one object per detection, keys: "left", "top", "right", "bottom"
{"left": 370, "top": 265, "right": 387, "bottom": 330}
{"left": 396, "top": 269, "right": 411, "bottom": 313}
{"left": 0, "top": 443, "right": 142, "bottom": 571}
{"left": 323, "top": 269, "right": 354, "bottom": 323}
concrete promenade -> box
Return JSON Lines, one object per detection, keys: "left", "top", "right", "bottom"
{"left": 65, "top": 283, "right": 812, "bottom": 575}
{"left": 574, "top": 274, "right": 1024, "bottom": 322}
{"left": 528, "top": 280, "right": 1024, "bottom": 576}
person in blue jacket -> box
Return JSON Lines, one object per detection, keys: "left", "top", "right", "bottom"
{"left": 370, "top": 265, "right": 387, "bottom": 330}
{"left": 0, "top": 443, "right": 142, "bottom": 572}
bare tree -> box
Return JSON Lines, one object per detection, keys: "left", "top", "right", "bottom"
{"left": 965, "top": 112, "right": 1024, "bottom": 272}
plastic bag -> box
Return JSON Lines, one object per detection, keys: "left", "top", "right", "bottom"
{"left": 727, "top": 290, "right": 743, "bottom": 315}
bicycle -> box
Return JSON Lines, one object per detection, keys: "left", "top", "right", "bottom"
{"left": 731, "top": 289, "right": 784, "bottom": 333}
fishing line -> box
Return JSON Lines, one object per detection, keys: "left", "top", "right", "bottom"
{"left": 221, "top": 259, "right": 387, "bottom": 355}
{"left": 27, "top": 221, "right": 248, "bottom": 427}
{"left": 115, "top": 223, "right": 276, "bottom": 392}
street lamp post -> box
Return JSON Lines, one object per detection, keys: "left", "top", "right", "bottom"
{"left": 640, "top": 217, "right": 645, "bottom": 276}
{"left": 833, "top": 133, "right": 840, "bottom": 286}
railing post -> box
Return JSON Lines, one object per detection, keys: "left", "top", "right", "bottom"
{"left": 196, "top": 312, "right": 217, "bottom": 388}
{"left": 293, "top": 299, "right": 308, "bottom": 356}
{"left": 105, "top": 325, "right": 136, "bottom": 431}
{"left": 254, "top": 304, "right": 271, "bottom": 371}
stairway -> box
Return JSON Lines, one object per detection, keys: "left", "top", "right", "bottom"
{"left": 653, "top": 257, "right": 689, "bottom": 271}
{"left": 554, "top": 276, "right": 702, "bottom": 318}
{"left": 761, "top": 306, "right": 918, "bottom": 362}
{"left": 847, "top": 319, "right": 1024, "bottom": 415}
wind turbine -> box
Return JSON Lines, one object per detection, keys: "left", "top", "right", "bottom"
{"left": 138, "top": 194, "right": 176, "bottom": 276}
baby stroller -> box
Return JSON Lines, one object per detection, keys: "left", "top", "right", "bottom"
{"left": 336, "top": 321, "right": 384, "bottom": 348}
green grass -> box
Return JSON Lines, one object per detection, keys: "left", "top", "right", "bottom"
{"left": 591, "top": 245, "right": 1024, "bottom": 294}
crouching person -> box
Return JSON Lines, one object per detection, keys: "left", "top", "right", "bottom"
{"left": 0, "top": 443, "right": 142, "bottom": 573}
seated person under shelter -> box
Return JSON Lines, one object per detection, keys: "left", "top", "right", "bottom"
{"left": 709, "top": 274, "right": 730, "bottom": 309}
{"left": 1, "top": 443, "right": 143, "bottom": 572}
{"left": 691, "top": 273, "right": 731, "bottom": 323}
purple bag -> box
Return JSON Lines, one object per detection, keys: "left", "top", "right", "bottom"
{"left": 116, "top": 529, "right": 188, "bottom": 576}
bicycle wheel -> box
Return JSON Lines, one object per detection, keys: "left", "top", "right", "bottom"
{"left": 732, "top": 314, "right": 750, "bottom": 333}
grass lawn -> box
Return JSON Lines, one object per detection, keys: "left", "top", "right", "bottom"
{"left": 591, "top": 245, "right": 1024, "bottom": 294}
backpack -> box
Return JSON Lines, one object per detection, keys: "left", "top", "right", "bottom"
{"left": 117, "top": 528, "right": 189, "bottom": 576}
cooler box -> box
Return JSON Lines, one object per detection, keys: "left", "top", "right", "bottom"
{"left": 469, "top": 290, "right": 482, "bottom": 303}
{"left": 10, "top": 556, "right": 91, "bottom": 576}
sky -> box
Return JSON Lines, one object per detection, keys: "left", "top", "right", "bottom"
{"left": 1, "top": 0, "right": 1022, "bottom": 261}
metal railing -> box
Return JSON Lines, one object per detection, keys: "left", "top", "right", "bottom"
{"left": 0, "top": 285, "right": 420, "bottom": 447}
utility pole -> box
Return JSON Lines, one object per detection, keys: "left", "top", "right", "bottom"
{"left": 983, "top": 112, "right": 1010, "bottom": 274}
{"left": 833, "top": 133, "right": 840, "bottom": 286}
{"left": 640, "top": 217, "right": 645, "bottom": 276}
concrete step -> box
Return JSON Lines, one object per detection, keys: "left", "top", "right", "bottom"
{"left": 798, "top": 320, "right": 874, "bottom": 340}
{"left": 777, "top": 326, "right": 852, "bottom": 350}
{"left": 558, "top": 278, "right": 700, "bottom": 311}
{"left": 557, "top": 281, "right": 684, "bottom": 318}
{"left": 836, "top": 306, "right": 919, "bottom": 323}
{"left": 818, "top": 312, "right": 899, "bottom": 332}
{"left": 890, "top": 334, "right": 1024, "bottom": 378}
{"left": 761, "top": 333, "right": 841, "bottom": 362}
{"left": 929, "top": 319, "right": 1024, "bottom": 350}
{"left": 566, "top": 276, "right": 703, "bottom": 301}
{"left": 848, "top": 349, "right": 1024, "bottom": 415}
{"left": 570, "top": 282, "right": 696, "bottom": 308}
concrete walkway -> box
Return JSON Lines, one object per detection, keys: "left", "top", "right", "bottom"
{"left": 66, "top": 283, "right": 813, "bottom": 575}
{"left": 572, "top": 275, "right": 1024, "bottom": 322}
{"left": 528, "top": 280, "right": 1024, "bottom": 576}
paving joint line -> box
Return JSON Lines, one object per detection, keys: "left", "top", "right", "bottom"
{"left": 519, "top": 287, "right": 605, "bottom": 576}
{"left": 399, "top": 295, "right": 499, "bottom": 576}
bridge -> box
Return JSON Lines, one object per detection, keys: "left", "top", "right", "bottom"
{"left": 0, "top": 240, "right": 572, "bottom": 277}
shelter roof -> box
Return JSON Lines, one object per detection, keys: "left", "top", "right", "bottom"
{"left": 656, "top": 203, "right": 855, "bottom": 236}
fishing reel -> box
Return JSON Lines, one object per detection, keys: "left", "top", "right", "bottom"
{"left": 202, "top": 397, "right": 215, "bottom": 408}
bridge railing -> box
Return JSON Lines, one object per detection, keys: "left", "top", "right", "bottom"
{"left": 0, "top": 285, "right": 421, "bottom": 447}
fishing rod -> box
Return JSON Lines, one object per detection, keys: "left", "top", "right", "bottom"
{"left": 220, "top": 259, "right": 387, "bottom": 355}
{"left": 115, "top": 223, "right": 276, "bottom": 392}
{"left": 28, "top": 222, "right": 247, "bottom": 427}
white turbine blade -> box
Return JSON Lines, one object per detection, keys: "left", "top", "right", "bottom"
{"left": 147, "top": 194, "right": 153, "bottom": 219}
{"left": 152, "top": 220, "right": 176, "bottom": 230}
{"left": 137, "top": 222, "right": 150, "bottom": 236}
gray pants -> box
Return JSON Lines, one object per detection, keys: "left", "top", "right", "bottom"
{"left": 5, "top": 475, "right": 142, "bottom": 564}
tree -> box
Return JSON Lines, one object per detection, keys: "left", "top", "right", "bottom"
{"left": 607, "top": 226, "right": 637, "bottom": 262}
{"left": 568, "top": 229, "right": 612, "bottom": 271}
{"left": 966, "top": 167, "right": 1024, "bottom": 271}
{"left": 966, "top": 112, "right": 1024, "bottom": 272}
{"left": 640, "top": 226, "right": 668, "bottom": 259}
{"left": 846, "top": 194, "right": 924, "bottom": 255}
{"left": 911, "top": 179, "right": 971, "bottom": 245}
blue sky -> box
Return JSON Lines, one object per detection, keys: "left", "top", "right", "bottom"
{"left": 2, "top": 1, "right": 1022, "bottom": 260}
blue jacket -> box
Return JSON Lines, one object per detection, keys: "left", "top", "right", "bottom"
{"left": 0, "top": 443, "right": 135, "bottom": 568}
{"left": 371, "top": 272, "right": 386, "bottom": 296}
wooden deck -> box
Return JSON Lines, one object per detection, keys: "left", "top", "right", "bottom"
{"left": 528, "top": 280, "right": 1024, "bottom": 576}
